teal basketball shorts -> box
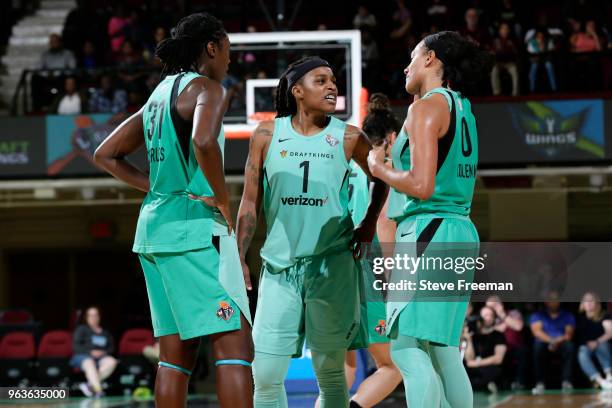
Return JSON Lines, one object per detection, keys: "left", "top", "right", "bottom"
{"left": 386, "top": 214, "right": 479, "bottom": 347}
{"left": 253, "top": 248, "right": 363, "bottom": 356}
{"left": 138, "top": 233, "right": 251, "bottom": 340}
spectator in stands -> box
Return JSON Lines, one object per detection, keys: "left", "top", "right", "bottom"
{"left": 144, "top": 26, "right": 168, "bottom": 65}
{"left": 392, "top": 0, "right": 412, "bottom": 25}
{"left": 51, "top": 76, "right": 85, "bottom": 115}
{"left": 360, "top": 26, "right": 380, "bottom": 90}
{"left": 62, "top": 0, "right": 105, "bottom": 56}
{"left": 117, "top": 40, "right": 146, "bottom": 92}
{"left": 125, "top": 8, "right": 149, "bottom": 51}
{"left": 425, "top": 0, "right": 450, "bottom": 29}
{"left": 353, "top": 5, "right": 377, "bottom": 30}
{"left": 32, "top": 34, "right": 77, "bottom": 111}
{"left": 491, "top": 22, "right": 520, "bottom": 96}
{"left": 576, "top": 292, "right": 612, "bottom": 390}
{"left": 70, "top": 306, "right": 117, "bottom": 398}
{"left": 486, "top": 295, "right": 528, "bottom": 389}
{"left": 390, "top": 0, "right": 415, "bottom": 43}
{"left": 495, "top": 0, "right": 521, "bottom": 37}
{"left": 88, "top": 74, "right": 127, "bottom": 114}
{"left": 465, "top": 302, "right": 479, "bottom": 334}
{"left": 108, "top": 4, "right": 132, "bottom": 58}
{"left": 459, "top": 8, "right": 491, "bottom": 48}
{"left": 80, "top": 40, "right": 98, "bottom": 70}
{"left": 464, "top": 306, "right": 507, "bottom": 393}
{"left": 569, "top": 20, "right": 606, "bottom": 91}
{"left": 530, "top": 291, "right": 575, "bottom": 393}
{"left": 40, "top": 34, "right": 76, "bottom": 70}
{"left": 526, "top": 29, "right": 557, "bottom": 92}
{"left": 570, "top": 20, "right": 605, "bottom": 52}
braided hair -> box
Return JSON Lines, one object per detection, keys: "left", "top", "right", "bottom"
{"left": 274, "top": 56, "right": 323, "bottom": 118}
{"left": 155, "top": 13, "right": 226, "bottom": 77}
{"left": 362, "top": 93, "right": 400, "bottom": 145}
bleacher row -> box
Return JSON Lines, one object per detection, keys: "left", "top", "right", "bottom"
{"left": 0, "top": 310, "right": 156, "bottom": 392}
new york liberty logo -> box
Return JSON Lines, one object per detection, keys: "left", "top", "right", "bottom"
{"left": 216, "top": 301, "right": 234, "bottom": 321}
{"left": 510, "top": 101, "right": 604, "bottom": 158}
{"left": 325, "top": 134, "right": 339, "bottom": 147}
{"left": 374, "top": 320, "right": 386, "bottom": 335}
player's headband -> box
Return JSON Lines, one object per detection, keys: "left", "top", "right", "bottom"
{"left": 424, "top": 34, "right": 449, "bottom": 66}
{"left": 286, "top": 57, "right": 332, "bottom": 92}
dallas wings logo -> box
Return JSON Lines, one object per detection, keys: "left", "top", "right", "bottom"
{"left": 510, "top": 100, "right": 604, "bottom": 158}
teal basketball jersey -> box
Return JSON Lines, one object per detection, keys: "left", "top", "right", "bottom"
{"left": 387, "top": 88, "right": 478, "bottom": 221}
{"left": 347, "top": 160, "right": 370, "bottom": 227}
{"left": 133, "top": 72, "right": 225, "bottom": 253}
{"left": 260, "top": 116, "right": 354, "bottom": 272}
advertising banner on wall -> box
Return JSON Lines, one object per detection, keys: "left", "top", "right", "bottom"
{"left": 476, "top": 99, "right": 609, "bottom": 165}
{"left": 0, "top": 118, "right": 47, "bottom": 177}
{"left": 0, "top": 98, "right": 610, "bottom": 179}
{"left": 45, "top": 114, "right": 147, "bottom": 176}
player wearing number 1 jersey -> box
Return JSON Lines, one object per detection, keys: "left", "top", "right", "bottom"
{"left": 94, "top": 13, "right": 253, "bottom": 408}
{"left": 367, "top": 31, "right": 492, "bottom": 408}
{"left": 236, "top": 57, "right": 388, "bottom": 408}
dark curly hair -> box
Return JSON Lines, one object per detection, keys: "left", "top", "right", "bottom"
{"left": 362, "top": 93, "right": 400, "bottom": 145}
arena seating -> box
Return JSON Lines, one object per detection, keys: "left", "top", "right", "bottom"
{"left": 117, "top": 328, "right": 155, "bottom": 388}
{"left": 36, "top": 330, "right": 72, "bottom": 385}
{"left": 0, "top": 331, "right": 36, "bottom": 386}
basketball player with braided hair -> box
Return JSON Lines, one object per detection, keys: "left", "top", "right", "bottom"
{"left": 95, "top": 13, "right": 253, "bottom": 407}
{"left": 236, "top": 56, "right": 388, "bottom": 408}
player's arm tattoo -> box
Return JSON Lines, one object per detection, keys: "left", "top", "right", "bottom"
{"left": 236, "top": 122, "right": 271, "bottom": 260}
{"left": 238, "top": 210, "right": 257, "bottom": 259}
{"left": 343, "top": 125, "right": 365, "bottom": 161}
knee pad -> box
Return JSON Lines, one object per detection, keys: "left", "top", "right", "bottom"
{"left": 158, "top": 361, "right": 192, "bottom": 376}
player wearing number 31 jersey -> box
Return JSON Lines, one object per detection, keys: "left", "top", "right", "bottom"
{"left": 94, "top": 13, "right": 253, "bottom": 408}
{"left": 237, "top": 56, "right": 388, "bottom": 408}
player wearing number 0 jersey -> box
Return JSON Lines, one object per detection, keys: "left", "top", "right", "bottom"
{"left": 94, "top": 13, "right": 253, "bottom": 408}
{"left": 236, "top": 57, "right": 387, "bottom": 408}
{"left": 367, "top": 31, "right": 492, "bottom": 408}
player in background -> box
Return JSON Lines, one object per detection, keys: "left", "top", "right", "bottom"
{"left": 335, "top": 93, "right": 403, "bottom": 408}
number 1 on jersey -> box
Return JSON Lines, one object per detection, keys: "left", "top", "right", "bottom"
{"left": 299, "top": 160, "right": 310, "bottom": 193}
